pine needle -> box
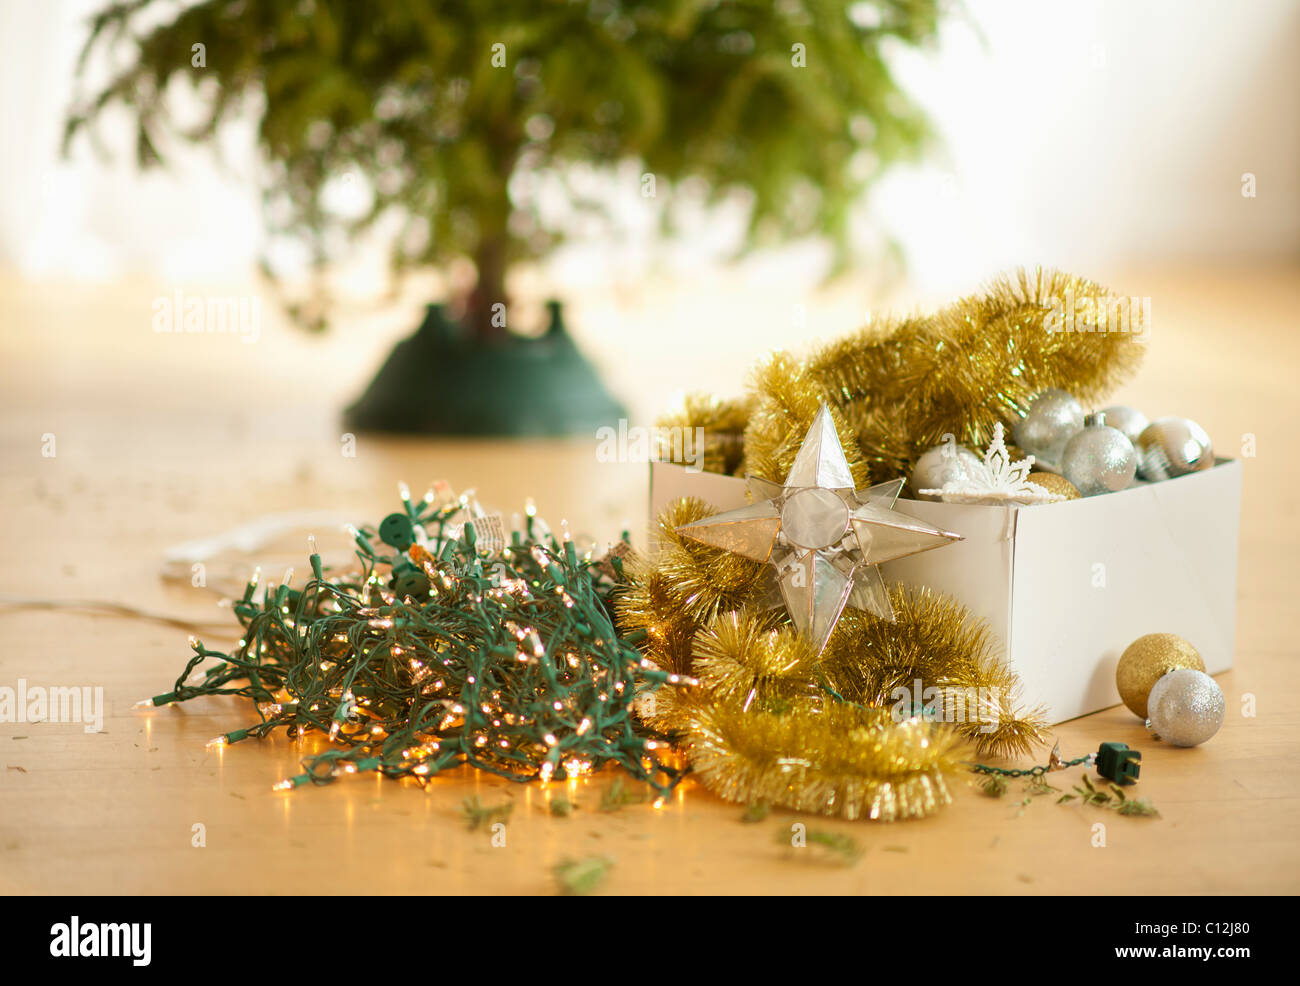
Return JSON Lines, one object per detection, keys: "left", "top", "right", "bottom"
{"left": 461, "top": 796, "right": 512, "bottom": 831}
{"left": 980, "top": 774, "right": 1009, "bottom": 797}
{"left": 553, "top": 856, "right": 614, "bottom": 895}
{"left": 599, "top": 778, "right": 649, "bottom": 812}
{"left": 774, "top": 826, "right": 864, "bottom": 866}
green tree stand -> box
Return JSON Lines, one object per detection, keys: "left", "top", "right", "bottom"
{"left": 345, "top": 302, "right": 626, "bottom": 436}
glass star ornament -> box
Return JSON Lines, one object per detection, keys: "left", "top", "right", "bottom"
{"left": 919, "top": 422, "right": 1063, "bottom": 505}
{"left": 675, "top": 404, "right": 963, "bottom": 653}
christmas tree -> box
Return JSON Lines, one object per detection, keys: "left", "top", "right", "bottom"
{"left": 66, "top": 0, "right": 946, "bottom": 431}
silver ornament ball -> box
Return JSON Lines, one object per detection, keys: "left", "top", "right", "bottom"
{"left": 1014, "top": 389, "right": 1084, "bottom": 469}
{"left": 1136, "top": 417, "right": 1214, "bottom": 481}
{"left": 1061, "top": 414, "right": 1136, "bottom": 496}
{"left": 1099, "top": 405, "right": 1149, "bottom": 445}
{"left": 911, "top": 444, "right": 982, "bottom": 501}
{"left": 1146, "top": 668, "right": 1225, "bottom": 747}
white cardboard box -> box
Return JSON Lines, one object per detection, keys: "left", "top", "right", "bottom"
{"left": 649, "top": 460, "right": 1242, "bottom": 723}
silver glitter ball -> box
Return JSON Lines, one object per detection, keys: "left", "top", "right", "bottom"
{"left": 910, "top": 444, "right": 982, "bottom": 501}
{"left": 1135, "top": 416, "right": 1214, "bottom": 481}
{"left": 1099, "top": 405, "right": 1149, "bottom": 445}
{"left": 1014, "top": 389, "right": 1084, "bottom": 469}
{"left": 1146, "top": 668, "right": 1225, "bottom": 747}
{"left": 1061, "top": 415, "right": 1136, "bottom": 496}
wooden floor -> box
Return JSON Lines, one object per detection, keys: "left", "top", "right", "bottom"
{"left": 1, "top": 262, "right": 1297, "bottom": 894}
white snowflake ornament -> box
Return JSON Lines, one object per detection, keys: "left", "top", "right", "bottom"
{"left": 919, "top": 423, "right": 1063, "bottom": 506}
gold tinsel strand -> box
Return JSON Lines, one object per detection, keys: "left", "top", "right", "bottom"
{"left": 617, "top": 503, "right": 1048, "bottom": 814}
{"left": 683, "top": 701, "right": 964, "bottom": 821}
{"left": 744, "top": 268, "right": 1146, "bottom": 486}
{"left": 614, "top": 498, "right": 766, "bottom": 675}
{"left": 685, "top": 607, "right": 969, "bottom": 815}
{"left": 654, "top": 393, "right": 754, "bottom": 475}
{"left": 821, "top": 589, "right": 1049, "bottom": 759}
{"left": 690, "top": 610, "right": 822, "bottom": 712}
{"left": 742, "top": 351, "right": 875, "bottom": 489}
{"left": 618, "top": 499, "right": 1048, "bottom": 755}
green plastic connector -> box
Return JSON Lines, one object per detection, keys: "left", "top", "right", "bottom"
{"left": 1095, "top": 741, "right": 1141, "bottom": 785}
{"left": 378, "top": 513, "right": 416, "bottom": 550}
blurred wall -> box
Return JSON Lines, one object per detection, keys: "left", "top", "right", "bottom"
{"left": 874, "top": 0, "right": 1300, "bottom": 294}
{"left": 1, "top": 0, "right": 1297, "bottom": 289}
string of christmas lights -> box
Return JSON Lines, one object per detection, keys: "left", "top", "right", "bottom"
{"left": 140, "top": 486, "right": 682, "bottom": 794}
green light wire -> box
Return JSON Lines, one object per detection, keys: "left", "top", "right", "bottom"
{"left": 967, "top": 756, "right": 1091, "bottom": 778}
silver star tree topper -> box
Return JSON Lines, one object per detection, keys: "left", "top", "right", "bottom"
{"left": 676, "top": 404, "right": 963, "bottom": 653}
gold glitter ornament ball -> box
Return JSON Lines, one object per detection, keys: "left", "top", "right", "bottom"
{"left": 1116, "top": 633, "right": 1205, "bottom": 718}
{"left": 1028, "top": 472, "right": 1081, "bottom": 500}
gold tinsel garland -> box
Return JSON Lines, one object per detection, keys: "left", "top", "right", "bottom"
{"left": 752, "top": 268, "right": 1145, "bottom": 486}
{"left": 684, "top": 701, "right": 963, "bottom": 822}
{"left": 616, "top": 499, "right": 1048, "bottom": 819}
{"left": 659, "top": 268, "right": 1145, "bottom": 489}
{"left": 637, "top": 609, "right": 968, "bottom": 821}
{"left": 621, "top": 268, "right": 1141, "bottom": 819}
{"left": 653, "top": 393, "right": 754, "bottom": 476}
{"left": 619, "top": 497, "right": 768, "bottom": 676}
{"left": 822, "top": 599, "right": 1047, "bottom": 759}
